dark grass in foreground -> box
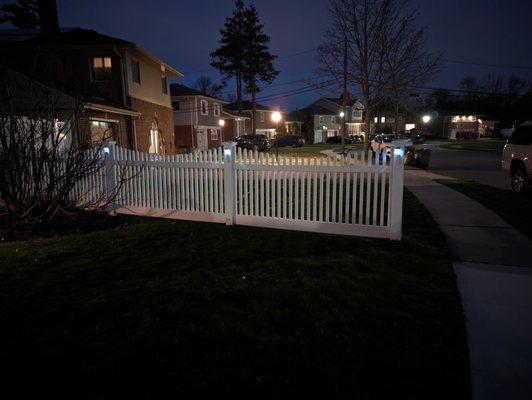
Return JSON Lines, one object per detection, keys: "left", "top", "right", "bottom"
{"left": 438, "top": 179, "right": 532, "bottom": 240}
{"left": 438, "top": 139, "right": 506, "bottom": 153}
{"left": 0, "top": 190, "right": 469, "bottom": 399}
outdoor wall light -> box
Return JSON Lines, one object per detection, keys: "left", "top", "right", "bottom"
{"left": 218, "top": 119, "right": 225, "bottom": 127}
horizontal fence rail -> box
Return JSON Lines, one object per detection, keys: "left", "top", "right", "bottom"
{"left": 79, "top": 142, "right": 404, "bottom": 240}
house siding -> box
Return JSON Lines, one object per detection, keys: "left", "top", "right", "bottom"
{"left": 131, "top": 97, "right": 175, "bottom": 154}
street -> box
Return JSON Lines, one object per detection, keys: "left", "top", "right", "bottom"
{"left": 425, "top": 144, "right": 510, "bottom": 190}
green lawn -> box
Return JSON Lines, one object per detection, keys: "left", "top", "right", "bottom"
{"left": 268, "top": 143, "right": 364, "bottom": 157}
{"left": 438, "top": 179, "right": 532, "bottom": 240}
{"left": 0, "top": 190, "right": 469, "bottom": 399}
{"left": 439, "top": 139, "right": 506, "bottom": 153}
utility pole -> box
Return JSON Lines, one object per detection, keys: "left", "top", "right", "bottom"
{"left": 342, "top": 35, "right": 348, "bottom": 155}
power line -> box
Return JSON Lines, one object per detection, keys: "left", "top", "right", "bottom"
{"left": 443, "top": 59, "right": 532, "bottom": 70}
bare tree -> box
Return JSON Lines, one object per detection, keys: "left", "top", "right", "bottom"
{"left": 381, "top": 2, "right": 440, "bottom": 132}
{"left": 318, "top": 0, "right": 438, "bottom": 149}
{"left": 0, "top": 67, "right": 126, "bottom": 230}
{"left": 192, "top": 75, "right": 223, "bottom": 98}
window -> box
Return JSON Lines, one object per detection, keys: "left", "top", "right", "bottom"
{"left": 352, "top": 109, "right": 362, "bottom": 120}
{"left": 319, "top": 115, "right": 324, "bottom": 124}
{"left": 161, "top": 75, "right": 168, "bottom": 94}
{"left": 200, "top": 99, "right": 208, "bottom": 115}
{"left": 380, "top": 116, "right": 386, "bottom": 123}
{"left": 508, "top": 125, "right": 532, "bottom": 145}
{"left": 213, "top": 103, "right": 220, "bottom": 117}
{"left": 260, "top": 112, "right": 265, "bottom": 122}
{"left": 173, "top": 101, "right": 180, "bottom": 110}
{"left": 131, "top": 59, "right": 141, "bottom": 84}
{"left": 91, "top": 56, "right": 113, "bottom": 81}
{"left": 374, "top": 117, "right": 378, "bottom": 123}
{"left": 90, "top": 120, "right": 118, "bottom": 143}
{"left": 331, "top": 116, "right": 337, "bottom": 124}
{"left": 210, "top": 129, "right": 219, "bottom": 141}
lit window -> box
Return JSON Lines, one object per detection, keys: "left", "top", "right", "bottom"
{"left": 374, "top": 117, "right": 378, "bottom": 123}
{"left": 161, "top": 75, "right": 168, "bottom": 94}
{"left": 352, "top": 109, "right": 362, "bottom": 120}
{"left": 213, "top": 103, "right": 220, "bottom": 117}
{"left": 91, "top": 56, "right": 113, "bottom": 81}
{"left": 201, "top": 100, "right": 208, "bottom": 115}
{"left": 131, "top": 59, "right": 141, "bottom": 84}
{"left": 381, "top": 117, "right": 385, "bottom": 123}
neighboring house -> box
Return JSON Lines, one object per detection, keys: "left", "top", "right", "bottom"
{"left": 224, "top": 101, "right": 283, "bottom": 138}
{"left": 171, "top": 84, "right": 227, "bottom": 151}
{"left": 292, "top": 97, "right": 366, "bottom": 143}
{"left": 426, "top": 111, "right": 499, "bottom": 139}
{"left": 370, "top": 110, "right": 407, "bottom": 134}
{"left": 0, "top": 2, "right": 182, "bottom": 155}
{"left": 221, "top": 109, "right": 250, "bottom": 140}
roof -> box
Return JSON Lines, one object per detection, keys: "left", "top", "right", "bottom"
{"left": 222, "top": 109, "right": 250, "bottom": 119}
{"left": 0, "top": 28, "right": 182, "bottom": 77}
{"left": 169, "top": 84, "right": 225, "bottom": 101}
{"left": 225, "top": 101, "right": 277, "bottom": 112}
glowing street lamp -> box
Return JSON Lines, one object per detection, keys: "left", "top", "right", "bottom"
{"left": 422, "top": 115, "right": 432, "bottom": 124}
{"left": 271, "top": 111, "right": 282, "bottom": 157}
{"left": 339, "top": 111, "right": 345, "bottom": 118}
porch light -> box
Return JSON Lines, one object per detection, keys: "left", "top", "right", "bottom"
{"left": 218, "top": 119, "right": 225, "bottom": 127}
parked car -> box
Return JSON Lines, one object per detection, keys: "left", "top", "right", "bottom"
{"left": 277, "top": 134, "right": 305, "bottom": 147}
{"left": 325, "top": 135, "right": 342, "bottom": 144}
{"left": 371, "top": 133, "right": 413, "bottom": 155}
{"left": 232, "top": 134, "right": 270, "bottom": 152}
{"left": 407, "top": 132, "right": 425, "bottom": 145}
{"left": 502, "top": 123, "right": 532, "bottom": 193}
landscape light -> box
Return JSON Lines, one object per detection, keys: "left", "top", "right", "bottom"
{"left": 422, "top": 115, "right": 431, "bottom": 124}
{"left": 271, "top": 111, "right": 282, "bottom": 123}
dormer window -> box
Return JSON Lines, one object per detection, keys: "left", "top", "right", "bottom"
{"left": 213, "top": 103, "right": 220, "bottom": 117}
{"left": 91, "top": 56, "right": 113, "bottom": 81}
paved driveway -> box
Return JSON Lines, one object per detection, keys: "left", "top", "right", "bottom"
{"left": 426, "top": 146, "right": 510, "bottom": 189}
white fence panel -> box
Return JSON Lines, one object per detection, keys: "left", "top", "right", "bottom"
{"left": 81, "top": 142, "right": 404, "bottom": 240}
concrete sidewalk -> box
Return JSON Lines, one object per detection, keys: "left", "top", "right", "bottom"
{"left": 405, "top": 169, "right": 532, "bottom": 400}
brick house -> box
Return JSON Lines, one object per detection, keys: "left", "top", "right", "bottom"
{"left": 171, "top": 84, "right": 228, "bottom": 151}
{"left": 224, "top": 101, "right": 283, "bottom": 139}
{"left": 221, "top": 109, "right": 250, "bottom": 140}
{"left": 0, "top": 1, "right": 182, "bottom": 155}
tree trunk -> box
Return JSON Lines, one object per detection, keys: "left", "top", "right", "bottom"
{"left": 251, "top": 78, "right": 257, "bottom": 135}
{"left": 237, "top": 74, "right": 242, "bottom": 113}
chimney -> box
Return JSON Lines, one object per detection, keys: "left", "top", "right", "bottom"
{"left": 37, "top": 0, "right": 60, "bottom": 35}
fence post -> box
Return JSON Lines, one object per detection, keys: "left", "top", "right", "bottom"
{"left": 389, "top": 146, "right": 404, "bottom": 240}
{"left": 223, "top": 141, "right": 237, "bottom": 225}
{"left": 103, "top": 141, "right": 117, "bottom": 215}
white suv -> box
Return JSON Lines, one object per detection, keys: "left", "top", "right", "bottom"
{"left": 502, "top": 123, "right": 532, "bottom": 193}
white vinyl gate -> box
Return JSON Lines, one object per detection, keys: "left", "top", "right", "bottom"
{"left": 95, "top": 141, "right": 404, "bottom": 240}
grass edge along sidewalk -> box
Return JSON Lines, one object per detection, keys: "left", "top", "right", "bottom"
{"left": 0, "top": 190, "right": 469, "bottom": 399}
{"left": 437, "top": 179, "right": 532, "bottom": 240}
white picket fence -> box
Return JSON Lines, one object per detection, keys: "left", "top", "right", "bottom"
{"left": 97, "top": 142, "right": 404, "bottom": 240}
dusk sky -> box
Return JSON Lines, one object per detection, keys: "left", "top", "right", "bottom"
{"left": 52, "top": 0, "right": 532, "bottom": 110}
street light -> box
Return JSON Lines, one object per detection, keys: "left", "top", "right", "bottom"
{"left": 422, "top": 115, "right": 431, "bottom": 124}
{"left": 339, "top": 111, "right": 345, "bottom": 118}
{"left": 271, "top": 111, "right": 282, "bottom": 157}
{"left": 218, "top": 119, "right": 225, "bottom": 141}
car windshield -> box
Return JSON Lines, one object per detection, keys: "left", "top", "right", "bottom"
{"left": 382, "top": 135, "right": 394, "bottom": 143}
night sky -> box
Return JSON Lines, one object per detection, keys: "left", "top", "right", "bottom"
{"left": 46, "top": 0, "right": 532, "bottom": 109}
